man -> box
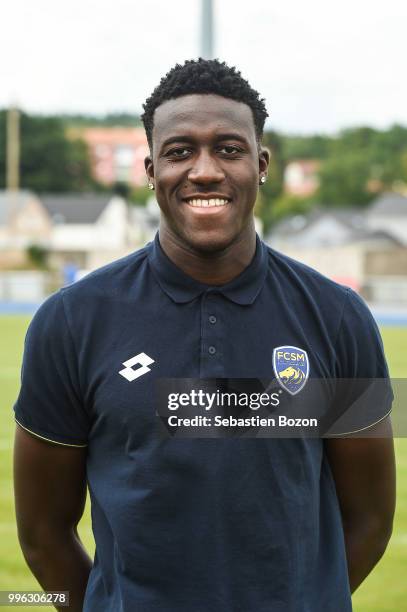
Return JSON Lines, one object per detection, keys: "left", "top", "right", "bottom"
{"left": 14, "top": 59, "right": 395, "bottom": 611}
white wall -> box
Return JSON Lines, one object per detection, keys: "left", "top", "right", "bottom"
{"left": 269, "top": 244, "right": 365, "bottom": 289}
{"left": 51, "top": 197, "right": 129, "bottom": 252}
{"left": 0, "top": 271, "right": 49, "bottom": 301}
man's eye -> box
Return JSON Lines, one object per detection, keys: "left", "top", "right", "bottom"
{"left": 218, "top": 145, "right": 242, "bottom": 155}
{"left": 166, "top": 148, "right": 191, "bottom": 158}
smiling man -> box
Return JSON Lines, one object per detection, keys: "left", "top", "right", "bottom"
{"left": 13, "top": 59, "right": 395, "bottom": 612}
{"left": 146, "top": 91, "right": 267, "bottom": 271}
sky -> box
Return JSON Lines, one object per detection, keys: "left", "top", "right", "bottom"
{"left": 1, "top": 0, "right": 406, "bottom": 134}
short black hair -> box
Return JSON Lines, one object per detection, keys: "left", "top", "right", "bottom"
{"left": 141, "top": 58, "right": 268, "bottom": 149}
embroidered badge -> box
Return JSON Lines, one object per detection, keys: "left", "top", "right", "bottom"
{"left": 273, "top": 346, "right": 309, "bottom": 395}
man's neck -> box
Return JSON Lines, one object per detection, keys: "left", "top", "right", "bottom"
{"left": 158, "top": 226, "right": 257, "bottom": 286}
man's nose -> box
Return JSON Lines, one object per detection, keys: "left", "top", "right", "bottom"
{"left": 188, "top": 151, "right": 225, "bottom": 184}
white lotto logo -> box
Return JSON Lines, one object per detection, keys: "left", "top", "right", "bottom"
{"left": 119, "top": 352, "right": 155, "bottom": 382}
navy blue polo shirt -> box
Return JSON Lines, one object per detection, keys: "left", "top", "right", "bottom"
{"left": 14, "top": 233, "right": 392, "bottom": 612}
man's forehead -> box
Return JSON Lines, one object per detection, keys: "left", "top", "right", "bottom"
{"left": 153, "top": 94, "right": 255, "bottom": 143}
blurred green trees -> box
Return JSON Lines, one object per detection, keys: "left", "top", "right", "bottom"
{"left": 26, "top": 244, "right": 49, "bottom": 269}
{"left": 0, "top": 111, "right": 95, "bottom": 192}
{"left": 318, "top": 125, "right": 407, "bottom": 205}
{"left": 318, "top": 152, "right": 372, "bottom": 206}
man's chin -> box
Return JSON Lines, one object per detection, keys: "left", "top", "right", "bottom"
{"left": 182, "top": 230, "right": 238, "bottom": 256}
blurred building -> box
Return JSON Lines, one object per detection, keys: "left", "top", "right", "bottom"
{"left": 41, "top": 193, "right": 132, "bottom": 269}
{"left": 0, "top": 190, "right": 149, "bottom": 270}
{"left": 67, "top": 127, "right": 149, "bottom": 187}
{"left": 366, "top": 192, "right": 407, "bottom": 246}
{"left": 0, "top": 189, "right": 161, "bottom": 303}
{"left": 0, "top": 191, "right": 51, "bottom": 268}
{"left": 266, "top": 192, "right": 407, "bottom": 304}
{"left": 284, "top": 160, "right": 320, "bottom": 197}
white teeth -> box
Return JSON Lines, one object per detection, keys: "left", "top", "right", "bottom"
{"left": 187, "top": 198, "right": 228, "bottom": 207}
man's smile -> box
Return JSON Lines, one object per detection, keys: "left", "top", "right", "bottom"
{"left": 186, "top": 198, "right": 229, "bottom": 208}
{"left": 182, "top": 194, "right": 232, "bottom": 214}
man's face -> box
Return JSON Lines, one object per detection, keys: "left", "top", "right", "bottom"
{"left": 145, "top": 94, "right": 269, "bottom": 253}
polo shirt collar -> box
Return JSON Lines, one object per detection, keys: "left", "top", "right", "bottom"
{"left": 148, "top": 232, "right": 268, "bottom": 305}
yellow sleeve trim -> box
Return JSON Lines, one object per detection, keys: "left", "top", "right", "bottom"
{"left": 15, "top": 418, "right": 88, "bottom": 448}
{"left": 324, "top": 408, "right": 392, "bottom": 437}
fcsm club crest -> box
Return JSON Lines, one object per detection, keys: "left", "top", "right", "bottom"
{"left": 273, "top": 345, "right": 309, "bottom": 395}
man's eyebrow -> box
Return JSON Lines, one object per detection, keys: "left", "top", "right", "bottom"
{"left": 160, "top": 135, "right": 196, "bottom": 148}
{"left": 215, "top": 133, "right": 249, "bottom": 144}
{"left": 160, "top": 133, "right": 250, "bottom": 149}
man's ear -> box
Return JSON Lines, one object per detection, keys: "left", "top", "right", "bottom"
{"left": 259, "top": 146, "right": 270, "bottom": 175}
{"left": 144, "top": 155, "right": 154, "bottom": 183}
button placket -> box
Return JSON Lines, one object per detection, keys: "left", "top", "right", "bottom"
{"left": 200, "top": 291, "right": 224, "bottom": 377}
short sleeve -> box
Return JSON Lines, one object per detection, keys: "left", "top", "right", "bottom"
{"left": 324, "top": 288, "right": 393, "bottom": 436}
{"left": 13, "top": 291, "right": 89, "bottom": 447}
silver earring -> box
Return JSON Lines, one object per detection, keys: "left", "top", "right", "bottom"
{"left": 260, "top": 176, "right": 266, "bottom": 184}
{"left": 148, "top": 182, "right": 155, "bottom": 190}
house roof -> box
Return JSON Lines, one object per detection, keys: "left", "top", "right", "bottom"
{"left": 269, "top": 207, "right": 366, "bottom": 238}
{"left": 40, "top": 193, "right": 112, "bottom": 224}
{"left": 0, "top": 190, "right": 35, "bottom": 225}
{"left": 266, "top": 206, "right": 403, "bottom": 247}
{"left": 368, "top": 192, "right": 407, "bottom": 215}
{"left": 367, "top": 229, "right": 404, "bottom": 245}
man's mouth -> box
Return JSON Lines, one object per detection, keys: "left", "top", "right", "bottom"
{"left": 184, "top": 197, "right": 230, "bottom": 208}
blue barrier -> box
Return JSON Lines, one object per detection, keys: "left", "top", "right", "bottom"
{"left": 0, "top": 302, "right": 41, "bottom": 315}
{"left": 372, "top": 313, "right": 407, "bottom": 326}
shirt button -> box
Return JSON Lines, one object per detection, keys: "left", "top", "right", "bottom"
{"left": 208, "top": 346, "right": 216, "bottom": 355}
{"left": 209, "top": 315, "right": 217, "bottom": 324}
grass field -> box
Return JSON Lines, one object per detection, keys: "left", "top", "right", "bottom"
{"left": 0, "top": 316, "right": 406, "bottom": 611}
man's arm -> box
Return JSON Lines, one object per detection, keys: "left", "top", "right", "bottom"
{"left": 14, "top": 425, "right": 93, "bottom": 612}
{"left": 324, "top": 417, "right": 396, "bottom": 593}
